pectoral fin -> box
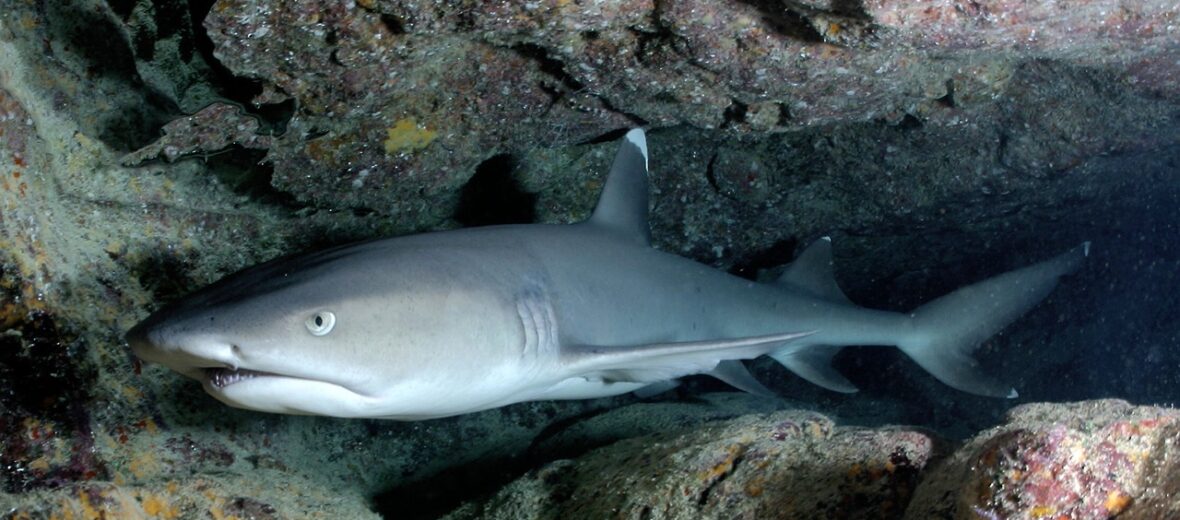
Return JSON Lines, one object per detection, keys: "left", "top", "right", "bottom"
{"left": 563, "top": 330, "right": 815, "bottom": 384}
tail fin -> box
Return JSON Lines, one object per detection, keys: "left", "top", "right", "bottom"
{"left": 896, "top": 242, "right": 1090, "bottom": 397}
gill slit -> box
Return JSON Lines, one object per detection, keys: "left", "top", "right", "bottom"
{"left": 516, "top": 286, "right": 559, "bottom": 361}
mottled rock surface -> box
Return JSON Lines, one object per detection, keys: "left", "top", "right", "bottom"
{"left": 0, "top": 0, "right": 1178, "bottom": 517}
{"left": 445, "top": 410, "right": 937, "bottom": 520}
{"left": 907, "top": 399, "right": 1180, "bottom": 519}
{"left": 133, "top": 0, "right": 1180, "bottom": 231}
{"left": 445, "top": 400, "right": 1180, "bottom": 520}
{"left": 2, "top": 473, "right": 378, "bottom": 519}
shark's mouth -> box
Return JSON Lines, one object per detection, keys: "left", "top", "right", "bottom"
{"left": 205, "top": 367, "right": 276, "bottom": 388}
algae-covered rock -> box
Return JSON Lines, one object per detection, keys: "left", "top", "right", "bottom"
{"left": 3, "top": 473, "right": 379, "bottom": 519}
{"left": 449, "top": 400, "right": 1180, "bottom": 519}
{"left": 1, "top": 0, "right": 1178, "bottom": 517}
{"left": 0, "top": 2, "right": 622, "bottom": 514}
{"left": 906, "top": 399, "right": 1180, "bottom": 519}
{"left": 445, "top": 409, "right": 938, "bottom": 520}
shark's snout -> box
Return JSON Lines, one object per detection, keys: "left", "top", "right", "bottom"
{"left": 125, "top": 321, "right": 154, "bottom": 359}
{"left": 125, "top": 315, "right": 242, "bottom": 374}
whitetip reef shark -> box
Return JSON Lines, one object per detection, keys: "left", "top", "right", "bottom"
{"left": 127, "top": 129, "right": 1088, "bottom": 420}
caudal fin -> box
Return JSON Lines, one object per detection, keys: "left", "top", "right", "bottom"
{"left": 896, "top": 242, "right": 1090, "bottom": 397}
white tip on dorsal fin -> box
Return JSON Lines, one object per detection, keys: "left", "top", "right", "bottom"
{"left": 776, "top": 236, "right": 853, "bottom": 305}
{"left": 588, "top": 129, "right": 651, "bottom": 246}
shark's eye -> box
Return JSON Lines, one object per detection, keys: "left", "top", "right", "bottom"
{"left": 305, "top": 311, "right": 336, "bottom": 336}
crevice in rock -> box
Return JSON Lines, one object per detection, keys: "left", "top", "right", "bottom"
{"left": 40, "top": 0, "right": 177, "bottom": 151}
{"left": 251, "top": 98, "right": 296, "bottom": 136}
{"left": 511, "top": 43, "right": 585, "bottom": 93}
{"left": 737, "top": 0, "right": 826, "bottom": 43}
{"left": 722, "top": 99, "right": 749, "bottom": 128}
{"left": 187, "top": 0, "right": 264, "bottom": 103}
{"left": 186, "top": 0, "right": 293, "bottom": 134}
{"left": 0, "top": 305, "right": 103, "bottom": 492}
{"left": 829, "top": 0, "right": 872, "bottom": 19}
{"left": 631, "top": 22, "right": 689, "bottom": 67}
{"left": 579, "top": 127, "right": 632, "bottom": 145}
{"left": 705, "top": 152, "right": 722, "bottom": 194}
{"left": 936, "top": 79, "right": 957, "bottom": 108}
{"left": 696, "top": 446, "right": 747, "bottom": 507}
{"left": 378, "top": 13, "right": 408, "bottom": 35}
{"left": 728, "top": 238, "right": 801, "bottom": 280}
{"left": 454, "top": 153, "right": 537, "bottom": 226}
{"left": 107, "top": 0, "right": 137, "bottom": 19}
{"left": 892, "top": 113, "right": 924, "bottom": 130}
{"left": 372, "top": 453, "right": 527, "bottom": 520}
{"left": 202, "top": 147, "right": 300, "bottom": 210}
{"left": 592, "top": 97, "right": 653, "bottom": 128}
{"left": 777, "top": 103, "right": 793, "bottom": 126}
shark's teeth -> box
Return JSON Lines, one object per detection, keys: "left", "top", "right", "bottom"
{"left": 205, "top": 368, "right": 267, "bottom": 388}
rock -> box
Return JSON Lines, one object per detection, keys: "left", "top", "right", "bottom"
{"left": 445, "top": 409, "right": 939, "bottom": 520}
{"left": 200, "top": 0, "right": 633, "bottom": 223}
{"left": 120, "top": 102, "right": 274, "bottom": 164}
{"left": 446, "top": 400, "right": 1180, "bottom": 519}
{"left": 147, "top": 0, "right": 1179, "bottom": 225}
{"left": 906, "top": 399, "right": 1180, "bottom": 519}
{"left": 2, "top": 473, "right": 378, "bottom": 519}
{"left": 0, "top": 0, "right": 1178, "bottom": 517}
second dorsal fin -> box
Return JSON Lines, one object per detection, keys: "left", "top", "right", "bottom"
{"left": 776, "top": 237, "right": 852, "bottom": 305}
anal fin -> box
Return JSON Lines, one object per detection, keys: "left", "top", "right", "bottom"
{"left": 709, "top": 360, "right": 778, "bottom": 398}
{"left": 769, "top": 345, "right": 858, "bottom": 393}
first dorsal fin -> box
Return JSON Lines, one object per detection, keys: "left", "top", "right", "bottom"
{"left": 588, "top": 129, "right": 651, "bottom": 246}
{"left": 776, "top": 237, "right": 853, "bottom": 305}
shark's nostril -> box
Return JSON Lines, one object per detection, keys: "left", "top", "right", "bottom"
{"left": 229, "top": 345, "right": 243, "bottom": 370}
